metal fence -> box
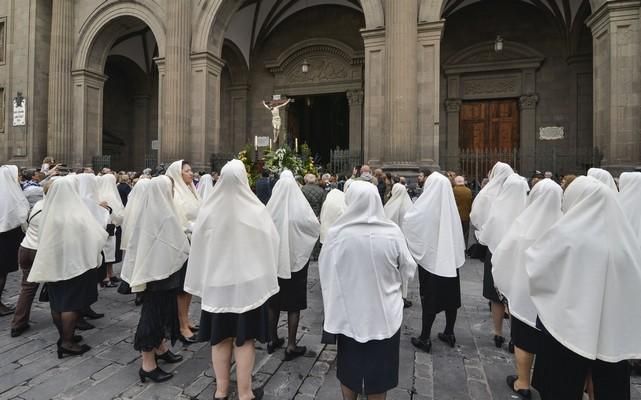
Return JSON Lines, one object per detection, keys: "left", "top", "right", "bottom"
{"left": 144, "top": 154, "right": 158, "bottom": 170}
{"left": 459, "top": 148, "right": 519, "bottom": 186}
{"left": 329, "top": 149, "right": 361, "bottom": 176}
{"left": 92, "top": 155, "right": 111, "bottom": 172}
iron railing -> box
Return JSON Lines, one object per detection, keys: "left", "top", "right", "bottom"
{"left": 92, "top": 155, "right": 111, "bottom": 172}
{"left": 459, "top": 148, "right": 519, "bottom": 188}
{"left": 329, "top": 149, "right": 361, "bottom": 176}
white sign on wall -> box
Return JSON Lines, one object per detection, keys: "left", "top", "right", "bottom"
{"left": 12, "top": 97, "right": 25, "bottom": 126}
{"left": 539, "top": 126, "right": 565, "bottom": 140}
{"left": 151, "top": 140, "right": 159, "bottom": 150}
{"left": 256, "top": 136, "right": 270, "bottom": 147}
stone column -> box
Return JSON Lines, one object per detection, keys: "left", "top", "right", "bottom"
{"left": 417, "top": 21, "right": 444, "bottom": 169}
{"left": 445, "top": 99, "right": 462, "bottom": 170}
{"left": 71, "top": 70, "right": 107, "bottom": 167}
{"left": 190, "top": 52, "right": 225, "bottom": 171}
{"left": 383, "top": 0, "right": 418, "bottom": 167}
{"left": 346, "top": 89, "right": 364, "bottom": 157}
{"left": 162, "top": 0, "right": 191, "bottom": 162}
{"left": 230, "top": 84, "right": 249, "bottom": 153}
{"left": 47, "top": 0, "right": 74, "bottom": 164}
{"left": 519, "top": 94, "right": 539, "bottom": 175}
{"left": 132, "top": 95, "right": 150, "bottom": 172}
{"left": 567, "top": 56, "right": 593, "bottom": 171}
{"left": 361, "top": 28, "right": 386, "bottom": 166}
{"left": 587, "top": 0, "right": 641, "bottom": 172}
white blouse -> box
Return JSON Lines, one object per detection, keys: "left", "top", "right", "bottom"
{"left": 20, "top": 200, "right": 44, "bottom": 250}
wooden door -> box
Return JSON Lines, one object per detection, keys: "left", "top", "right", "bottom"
{"left": 460, "top": 99, "right": 519, "bottom": 150}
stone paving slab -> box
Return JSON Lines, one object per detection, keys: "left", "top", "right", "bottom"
{"left": 0, "top": 259, "right": 638, "bottom": 399}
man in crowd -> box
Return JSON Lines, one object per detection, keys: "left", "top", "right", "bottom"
{"left": 256, "top": 170, "right": 273, "bottom": 205}
{"left": 452, "top": 176, "right": 472, "bottom": 248}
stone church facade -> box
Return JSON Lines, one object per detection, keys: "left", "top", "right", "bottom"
{"left": 0, "top": 0, "right": 639, "bottom": 177}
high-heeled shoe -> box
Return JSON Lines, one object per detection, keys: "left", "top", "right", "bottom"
{"left": 252, "top": 387, "right": 264, "bottom": 400}
{"left": 267, "top": 337, "right": 285, "bottom": 354}
{"left": 506, "top": 375, "right": 532, "bottom": 399}
{"left": 57, "top": 335, "right": 83, "bottom": 346}
{"left": 139, "top": 366, "right": 172, "bottom": 383}
{"left": 494, "top": 335, "right": 505, "bottom": 348}
{"left": 178, "top": 334, "right": 198, "bottom": 345}
{"left": 156, "top": 350, "right": 183, "bottom": 363}
{"left": 437, "top": 332, "right": 456, "bottom": 348}
{"left": 57, "top": 343, "right": 91, "bottom": 359}
{"left": 284, "top": 346, "right": 306, "bottom": 361}
{"left": 411, "top": 337, "right": 432, "bottom": 353}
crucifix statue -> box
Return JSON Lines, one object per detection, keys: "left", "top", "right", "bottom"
{"left": 263, "top": 97, "right": 292, "bottom": 144}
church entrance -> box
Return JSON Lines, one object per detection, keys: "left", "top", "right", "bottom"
{"left": 287, "top": 93, "right": 349, "bottom": 167}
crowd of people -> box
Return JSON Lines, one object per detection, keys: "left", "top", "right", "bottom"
{"left": 0, "top": 157, "right": 640, "bottom": 400}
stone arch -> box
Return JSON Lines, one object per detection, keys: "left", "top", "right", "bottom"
{"left": 74, "top": 0, "right": 166, "bottom": 72}
{"left": 419, "top": 0, "right": 447, "bottom": 22}
{"left": 193, "top": 0, "right": 384, "bottom": 57}
{"left": 222, "top": 39, "right": 249, "bottom": 85}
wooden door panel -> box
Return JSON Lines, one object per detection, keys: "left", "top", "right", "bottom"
{"left": 461, "top": 99, "right": 519, "bottom": 150}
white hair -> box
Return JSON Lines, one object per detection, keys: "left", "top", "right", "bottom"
{"left": 304, "top": 174, "right": 317, "bottom": 184}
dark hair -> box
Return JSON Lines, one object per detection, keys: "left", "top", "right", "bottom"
{"left": 262, "top": 170, "right": 270, "bottom": 178}
{"left": 181, "top": 160, "right": 191, "bottom": 168}
{"left": 419, "top": 169, "right": 432, "bottom": 176}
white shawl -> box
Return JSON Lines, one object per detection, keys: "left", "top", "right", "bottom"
{"left": 97, "top": 174, "right": 124, "bottom": 225}
{"left": 166, "top": 160, "right": 201, "bottom": 231}
{"left": 197, "top": 174, "right": 215, "bottom": 202}
{"left": 185, "top": 159, "right": 280, "bottom": 313}
{"left": 619, "top": 172, "right": 641, "bottom": 241}
{"left": 319, "top": 189, "right": 346, "bottom": 244}
{"left": 470, "top": 162, "right": 514, "bottom": 236}
{"left": 526, "top": 176, "right": 641, "bottom": 362}
{"left": 120, "top": 176, "right": 190, "bottom": 292}
{"left": 28, "top": 176, "right": 108, "bottom": 282}
{"left": 587, "top": 168, "right": 618, "bottom": 192}
{"left": 120, "top": 179, "right": 151, "bottom": 250}
{"left": 319, "top": 181, "right": 417, "bottom": 343}
{"left": 478, "top": 173, "right": 529, "bottom": 253}
{"left": 384, "top": 183, "right": 413, "bottom": 229}
{"left": 402, "top": 172, "right": 465, "bottom": 278}
{"left": 492, "top": 179, "right": 562, "bottom": 328}
{"left": 266, "top": 170, "right": 320, "bottom": 279}
{"left": 0, "top": 165, "right": 29, "bottom": 233}
{"left": 76, "top": 173, "right": 109, "bottom": 228}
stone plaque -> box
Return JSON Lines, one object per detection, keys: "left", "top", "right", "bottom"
{"left": 151, "top": 140, "right": 159, "bottom": 150}
{"left": 12, "top": 96, "right": 25, "bottom": 126}
{"left": 539, "top": 126, "right": 564, "bottom": 140}
{"left": 256, "top": 136, "right": 270, "bottom": 147}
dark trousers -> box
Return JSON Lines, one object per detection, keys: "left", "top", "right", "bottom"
{"left": 11, "top": 247, "right": 39, "bottom": 329}
{"left": 461, "top": 220, "right": 470, "bottom": 249}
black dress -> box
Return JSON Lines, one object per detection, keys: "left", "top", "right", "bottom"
{"left": 48, "top": 268, "right": 98, "bottom": 312}
{"left": 482, "top": 250, "right": 501, "bottom": 303}
{"left": 418, "top": 266, "right": 461, "bottom": 313}
{"left": 133, "top": 265, "right": 183, "bottom": 352}
{"left": 510, "top": 316, "right": 542, "bottom": 354}
{"left": 270, "top": 263, "right": 309, "bottom": 312}
{"left": 199, "top": 304, "right": 269, "bottom": 347}
{"left": 0, "top": 226, "right": 24, "bottom": 275}
{"left": 532, "top": 321, "right": 630, "bottom": 399}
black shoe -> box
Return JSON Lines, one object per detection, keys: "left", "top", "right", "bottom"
{"left": 139, "top": 366, "right": 172, "bottom": 383}
{"left": 100, "top": 280, "right": 118, "bottom": 288}
{"left": 506, "top": 375, "right": 532, "bottom": 399}
{"left": 10, "top": 324, "right": 30, "bottom": 337}
{"left": 411, "top": 337, "right": 432, "bottom": 353}
{"left": 109, "top": 276, "right": 121, "bottom": 284}
{"left": 437, "top": 333, "right": 456, "bottom": 348}
{"left": 73, "top": 335, "right": 83, "bottom": 343}
{"left": 57, "top": 343, "right": 91, "bottom": 359}
{"left": 156, "top": 350, "right": 183, "bottom": 364}
{"left": 252, "top": 387, "right": 264, "bottom": 400}
{"left": 189, "top": 325, "right": 199, "bottom": 333}
{"left": 284, "top": 346, "right": 307, "bottom": 361}
{"left": 403, "top": 298, "right": 413, "bottom": 308}
{"left": 83, "top": 308, "right": 104, "bottom": 320}
{"left": 494, "top": 335, "right": 505, "bottom": 348}
{"left": 178, "top": 334, "right": 198, "bottom": 345}
{"left": 76, "top": 318, "right": 95, "bottom": 331}
{"left": 267, "top": 337, "right": 285, "bottom": 354}
{"left": 0, "top": 303, "right": 15, "bottom": 317}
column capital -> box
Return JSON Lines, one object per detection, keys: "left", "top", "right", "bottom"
{"left": 445, "top": 99, "right": 462, "bottom": 113}
{"left": 361, "top": 27, "right": 386, "bottom": 47}
{"left": 191, "top": 51, "right": 225, "bottom": 75}
{"left": 71, "top": 69, "right": 108, "bottom": 86}
{"left": 417, "top": 20, "right": 444, "bottom": 41}
{"left": 346, "top": 89, "right": 364, "bottom": 106}
{"left": 586, "top": 0, "right": 641, "bottom": 35}
{"left": 519, "top": 94, "right": 539, "bottom": 110}
{"left": 154, "top": 57, "right": 166, "bottom": 73}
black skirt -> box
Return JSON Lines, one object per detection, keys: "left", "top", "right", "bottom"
{"left": 336, "top": 330, "right": 401, "bottom": 395}
{"left": 134, "top": 290, "right": 179, "bottom": 352}
{"left": 270, "top": 263, "right": 309, "bottom": 312}
{"left": 48, "top": 268, "right": 98, "bottom": 312}
{"left": 532, "top": 322, "right": 631, "bottom": 399}
{"left": 0, "top": 226, "right": 24, "bottom": 275}
{"left": 510, "top": 316, "right": 542, "bottom": 354}
{"left": 198, "top": 303, "right": 269, "bottom": 347}
{"left": 483, "top": 252, "right": 501, "bottom": 303}
{"left": 114, "top": 227, "right": 123, "bottom": 264}
{"left": 418, "top": 267, "right": 461, "bottom": 314}
{"left": 146, "top": 263, "right": 186, "bottom": 292}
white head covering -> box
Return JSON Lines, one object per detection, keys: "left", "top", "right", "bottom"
{"left": 384, "top": 183, "right": 413, "bottom": 228}
{"left": 185, "top": 159, "right": 280, "bottom": 313}
{"left": 319, "top": 181, "right": 417, "bottom": 343}
{"left": 28, "top": 176, "right": 108, "bottom": 283}
{"left": 587, "top": 168, "right": 618, "bottom": 192}
{"left": 619, "top": 172, "right": 641, "bottom": 240}
{"left": 97, "top": 174, "right": 124, "bottom": 225}
{"left": 492, "top": 179, "right": 562, "bottom": 328}
{"left": 120, "top": 176, "right": 190, "bottom": 292}
{"left": 0, "top": 165, "right": 29, "bottom": 232}
{"left": 266, "top": 170, "right": 320, "bottom": 279}
{"left": 478, "top": 173, "right": 529, "bottom": 252}
{"left": 76, "top": 173, "right": 109, "bottom": 227}
{"left": 344, "top": 178, "right": 354, "bottom": 192}
{"left": 166, "top": 160, "right": 201, "bottom": 231}
{"left": 319, "top": 189, "right": 346, "bottom": 244}
{"left": 470, "top": 162, "right": 514, "bottom": 235}
{"left": 196, "top": 174, "right": 215, "bottom": 201}
{"left": 526, "top": 176, "right": 641, "bottom": 362}
{"left": 120, "top": 178, "right": 151, "bottom": 250}
{"left": 402, "top": 172, "right": 465, "bottom": 278}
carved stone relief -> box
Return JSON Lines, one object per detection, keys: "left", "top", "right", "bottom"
{"left": 462, "top": 76, "right": 520, "bottom": 98}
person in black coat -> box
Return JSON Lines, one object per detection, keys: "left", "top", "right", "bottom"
{"left": 256, "top": 170, "right": 272, "bottom": 205}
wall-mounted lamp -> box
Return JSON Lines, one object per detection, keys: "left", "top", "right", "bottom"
{"left": 301, "top": 59, "right": 310, "bottom": 74}
{"left": 494, "top": 35, "right": 504, "bottom": 53}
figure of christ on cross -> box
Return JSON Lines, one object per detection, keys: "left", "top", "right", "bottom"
{"left": 263, "top": 98, "right": 292, "bottom": 144}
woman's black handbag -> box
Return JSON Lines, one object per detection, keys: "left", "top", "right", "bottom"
{"left": 38, "top": 284, "right": 49, "bottom": 302}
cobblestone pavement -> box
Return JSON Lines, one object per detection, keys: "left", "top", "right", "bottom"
{"left": 0, "top": 259, "right": 639, "bottom": 400}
